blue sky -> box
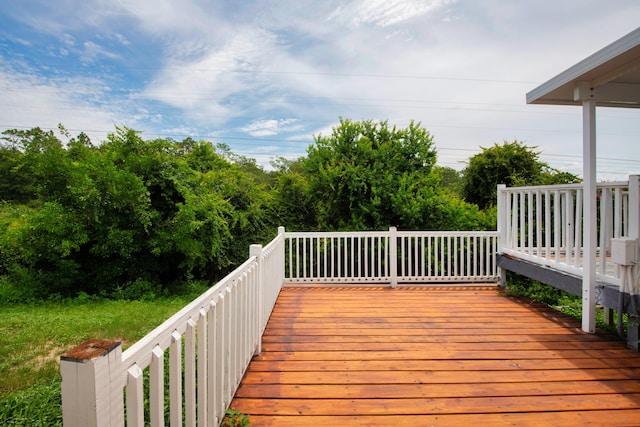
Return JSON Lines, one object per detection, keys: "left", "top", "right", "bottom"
{"left": 1, "top": 0, "right": 639, "bottom": 179}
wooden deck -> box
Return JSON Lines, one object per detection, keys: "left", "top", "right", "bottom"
{"left": 230, "top": 285, "right": 640, "bottom": 426}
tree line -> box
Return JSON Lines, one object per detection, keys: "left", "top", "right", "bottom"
{"left": 0, "top": 119, "right": 578, "bottom": 301}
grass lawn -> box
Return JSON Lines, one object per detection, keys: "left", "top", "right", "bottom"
{"left": 0, "top": 294, "right": 203, "bottom": 426}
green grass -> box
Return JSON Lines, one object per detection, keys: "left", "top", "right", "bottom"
{"left": 0, "top": 290, "right": 207, "bottom": 426}
{"left": 504, "top": 273, "right": 621, "bottom": 334}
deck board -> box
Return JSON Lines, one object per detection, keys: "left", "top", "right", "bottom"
{"left": 230, "top": 285, "right": 640, "bottom": 426}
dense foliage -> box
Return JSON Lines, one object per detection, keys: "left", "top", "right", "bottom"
{"left": 303, "top": 119, "right": 490, "bottom": 231}
{"left": 0, "top": 127, "right": 274, "bottom": 301}
{"left": 462, "top": 140, "right": 580, "bottom": 209}
{"left": 0, "top": 123, "right": 576, "bottom": 301}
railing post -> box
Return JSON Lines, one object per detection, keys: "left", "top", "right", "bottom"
{"left": 250, "top": 243, "right": 263, "bottom": 355}
{"left": 60, "top": 339, "right": 123, "bottom": 427}
{"left": 497, "top": 184, "right": 507, "bottom": 287}
{"left": 627, "top": 175, "right": 640, "bottom": 350}
{"left": 278, "top": 226, "right": 286, "bottom": 290}
{"left": 389, "top": 226, "right": 398, "bottom": 288}
{"left": 629, "top": 176, "right": 640, "bottom": 255}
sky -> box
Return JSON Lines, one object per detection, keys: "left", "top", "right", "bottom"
{"left": 0, "top": 0, "right": 639, "bottom": 180}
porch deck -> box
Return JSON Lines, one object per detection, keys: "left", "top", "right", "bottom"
{"left": 230, "top": 285, "right": 640, "bottom": 426}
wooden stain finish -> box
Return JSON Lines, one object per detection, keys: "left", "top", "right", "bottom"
{"left": 230, "top": 286, "right": 640, "bottom": 426}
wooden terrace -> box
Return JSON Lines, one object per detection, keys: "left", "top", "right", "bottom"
{"left": 231, "top": 285, "right": 640, "bottom": 426}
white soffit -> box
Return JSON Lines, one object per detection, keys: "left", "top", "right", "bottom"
{"left": 527, "top": 27, "right": 640, "bottom": 108}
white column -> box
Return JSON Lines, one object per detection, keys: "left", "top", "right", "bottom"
{"left": 582, "top": 98, "right": 597, "bottom": 333}
{"left": 389, "top": 226, "right": 398, "bottom": 288}
{"left": 60, "top": 339, "right": 124, "bottom": 427}
{"left": 627, "top": 175, "right": 640, "bottom": 350}
{"left": 497, "top": 184, "right": 507, "bottom": 287}
{"left": 629, "top": 175, "right": 640, "bottom": 260}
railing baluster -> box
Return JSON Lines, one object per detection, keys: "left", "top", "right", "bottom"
{"left": 527, "top": 192, "right": 533, "bottom": 256}
{"left": 565, "top": 190, "right": 574, "bottom": 266}
{"left": 575, "top": 189, "right": 583, "bottom": 268}
{"left": 223, "top": 287, "right": 233, "bottom": 407}
{"left": 184, "top": 320, "right": 196, "bottom": 427}
{"left": 554, "top": 190, "right": 561, "bottom": 263}
{"left": 302, "top": 237, "right": 307, "bottom": 279}
{"left": 150, "top": 346, "right": 164, "bottom": 427}
{"left": 207, "top": 300, "right": 217, "bottom": 427}
{"left": 512, "top": 192, "right": 517, "bottom": 250}
{"left": 469, "top": 235, "right": 473, "bottom": 278}
{"left": 316, "top": 236, "right": 321, "bottom": 279}
{"left": 452, "top": 235, "right": 458, "bottom": 278}
{"left": 126, "top": 364, "right": 144, "bottom": 427}
{"left": 169, "top": 331, "right": 182, "bottom": 427}
{"left": 197, "top": 309, "right": 207, "bottom": 427}
{"left": 363, "top": 236, "right": 368, "bottom": 279}
{"left": 536, "top": 191, "right": 542, "bottom": 258}
{"left": 599, "top": 188, "right": 612, "bottom": 274}
{"left": 520, "top": 192, "right": 526, "bottom": 251}
{"left": 350, "top": 236, "right": 355, "bottom": 279}
{"left": 214, "top": 295, "right": 225, "bottom": 422}
{"left": 447, "top": 236, "right": 452, "bottom": 279}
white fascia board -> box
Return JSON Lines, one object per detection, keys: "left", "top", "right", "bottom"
{"left": 527, "top": 27, "right": 640, "bottom": 106}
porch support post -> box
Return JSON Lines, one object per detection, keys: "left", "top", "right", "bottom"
{"left": 497, "top": 184, "right": 507, "bottom": 287}
{"left": 627, "top": 175, "right": 640, "bottom": 349}
{"left": 581, "top": 95, "right": 597, "bottom": 334}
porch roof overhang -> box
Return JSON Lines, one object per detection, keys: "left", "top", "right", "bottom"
{"left": 526, "top": 27, "right": 640, "bottom": 108}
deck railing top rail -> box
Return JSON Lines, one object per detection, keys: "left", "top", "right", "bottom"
{"left": 284, "top": 228, "right": 500, "bottom": 285}
{"left": 498, "top": 181, "right": 629, "bottom": 193}
{"left": 60, "top": 229, "right": 286, "bottom": 427}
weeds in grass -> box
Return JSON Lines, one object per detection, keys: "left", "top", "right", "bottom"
{"left": 0, "top": 378, "right": 62, "bottom": 427}
{"left": 223, "top": 409, "right": 251, "bottom": 426}
{"left": 0, "top": 289, "right": 208, "bottom": 425}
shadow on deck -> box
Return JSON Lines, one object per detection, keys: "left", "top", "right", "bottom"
{"left": 230, "top": 285, "right": 640, "bottom": 426}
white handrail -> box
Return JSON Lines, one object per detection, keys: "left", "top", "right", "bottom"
{"left": 60, "top": 226, "right": 499, "bottom": 426}
{"left": 284, "top": 228, "right": 500, "bottom": 285}
{"left": 60, "top": 228, "right": 286, "bottom": 427}
{"left": 497, "top": 180, "right": 634, "bottom": 286}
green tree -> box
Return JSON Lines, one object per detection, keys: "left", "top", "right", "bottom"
{"left": 302, "top": 119, "right": 489, "bottom": 231}
{"left": 0, "top": 126, "right": 276, "bottom": 300}
{"left": 270, "top": 157, "right": 314, "bottom": 231}
{"left": 304, "top": 119, "right": 437, "bottom": 230}
{"left": 432, "top": 165, "right": 464, "bottom": 197}
{"left": 462, "top": 140, "right": 580, "bottom": 210}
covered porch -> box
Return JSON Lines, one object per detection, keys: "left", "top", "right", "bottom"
{"left": 524, "top": 26, "right": 640, "bottom": 338}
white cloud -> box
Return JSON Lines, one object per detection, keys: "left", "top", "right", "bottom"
{"left": 330, "top": 0, "right": 455, "bottom": 27}
{"left": 1, "top": 0, "right": 639, "bottom": 178}
{"left": 80, "top": 41, "right": 120, "bottom": 63}
{"left": 141, "top": 27, "right": 279, "bottom": 124}
{"left": 0, "top": 59, "right": 147, "bottom": 142}
{"left": 241, "top": 118, "right": 302, "bottom": 137}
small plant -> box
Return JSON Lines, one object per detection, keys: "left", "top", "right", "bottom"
{"left": 223, "top": 409, "right": 251, "bottom": 426}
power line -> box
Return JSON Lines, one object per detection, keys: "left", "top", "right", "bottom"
{"left": 2, "top": 124, "right": 638, "bottom": 170}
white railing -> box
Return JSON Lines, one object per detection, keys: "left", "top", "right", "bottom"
{"left": 497, "top": 178, "right": 639, "bottom": 286}
{"left": 60, "top": 226, "right": 500, "bottom": 426}
{"left": 60, "top": 228, "right": 285, "bottom": 427}
{"left": 285, "top": 228, "right": 500, "bottom": 285}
